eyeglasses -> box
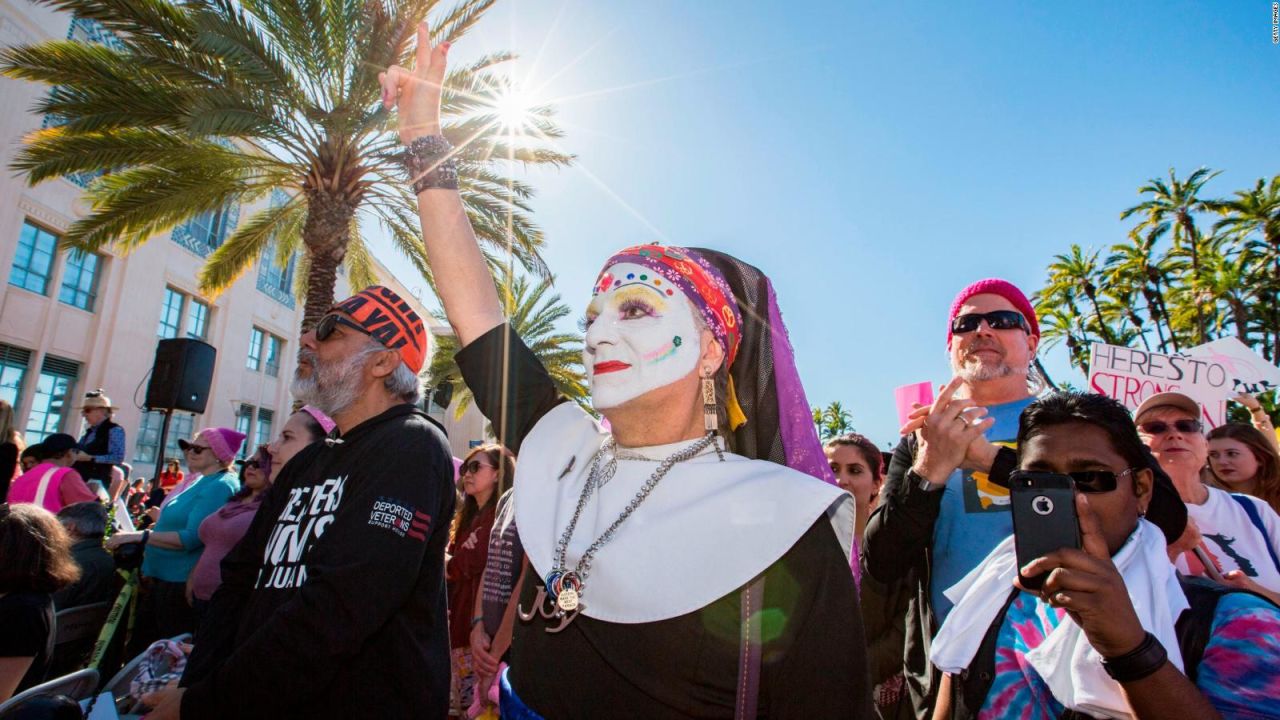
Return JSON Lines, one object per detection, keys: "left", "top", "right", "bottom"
{"left": 1138, "top": 419, "right": 1203, "bottom": 436}
{"left": 315, "top": 314, "right": 372, "bottom": 342}
{"left": 461, "top": 459, "right": 496, "bottom": 475}
{"left": 243, "top": 459, "right": 261, "bottom": 469}
{"left": 951, "top": 310, "right": 1029, "bottom": 334}
{"left": 1066, "top": 468, "right": 1137, "bottom": 494}
{"left": 183, "top": 444, "right": 210, "bottom": 456}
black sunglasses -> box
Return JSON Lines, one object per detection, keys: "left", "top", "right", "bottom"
{"left": 183, "top": 445, "right": 208, "bottom": 456}
{"left": 1067, "top": 468, "right": 1137, "bottom": 494}
{"left": 951, "top": 310, "right": 1029, "bottom": 334}
{"left": 461, "top": 459, "right": 496, "bottom": 475}
{"left": 315, "top": 313, "right": 372, "bottom": 342}
{"left": 1138, "top": 419, "right": 1203, "bottom": 436}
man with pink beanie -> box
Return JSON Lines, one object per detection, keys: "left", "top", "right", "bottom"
{"left": 108, "top": 426, "right": 245, "bottom": 650}
{"left": 862, "top": 278, "right": 1042, "bottom": 718}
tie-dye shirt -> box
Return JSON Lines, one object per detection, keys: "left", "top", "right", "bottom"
{"left": 978, "top": 590, "right": 1280, "bottom": 719}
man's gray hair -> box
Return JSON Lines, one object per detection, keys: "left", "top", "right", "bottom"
{"left": 363, "top": 337, "right": 423, "bottom": 405}
{"left": 57, "top": 501, "right": 108, "bottom": 539}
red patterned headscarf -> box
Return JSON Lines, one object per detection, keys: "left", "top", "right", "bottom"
{"left": 594, "top": 244, "right": 743, "bottom": 368}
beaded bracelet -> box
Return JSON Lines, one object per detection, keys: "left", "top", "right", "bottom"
{"left": 1101, "top": 632, "right": 1168, "bottom": 683}
{"left": 402, "top": 135, "right": 459, "bottom": 194}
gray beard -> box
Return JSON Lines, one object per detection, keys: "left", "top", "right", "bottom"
{"left": 954, "top": 357, "right": 1029, "bottom": 383}
{"left": 291, "top": 348, "right": 369, "bottom": 416}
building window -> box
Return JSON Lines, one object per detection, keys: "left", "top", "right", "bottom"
{"left": 58, "top": 250, "right": 101, "bottom": 311}
{"left": 235, "top": 403, "right": 254, "bottom": 456}
{"left": 186, "top": 299, "right": 209, "bottom": 340}
{"left": 0, "top": 344, "right": 32, "bottom": 412}
{"left": 172, "top": 202, "right": 239, "bottom": 257}
{"left": 25, "top": 355, "right": 79, "bottom": 443}
{"left": 158, "top": 288, "right": 185, "bottom": 338}
{"left": 9, "top": 221, "right": 58, "bottom": 296}
{"left": 255, "top": 408, "right": 274, "bottom": 449}
{"left": 190, "top": 208, "right": 231, "bottom": 250}
{"left": 134, "top": 410, "right": 194, "bottom": 466}
{"left": 246, "top": 328, "right": 264, "bottom": 370}
{"left": 257, "top": 236, "right": 298, "bottom": 310}
{"left": 264, "top": 335, "right": 282, "bottom": 377}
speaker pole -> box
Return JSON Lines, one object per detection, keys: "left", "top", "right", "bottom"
{"left": 152, "top": 407, "right": 173, "bottom": 483}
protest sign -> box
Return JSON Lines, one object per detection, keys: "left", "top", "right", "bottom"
{"left": 1182, "top": 337, "right": 1280, "bottom": 398}
{"left": 1087, "top": 342, "right": 1229, "bottom": 426}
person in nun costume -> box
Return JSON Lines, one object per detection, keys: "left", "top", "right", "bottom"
{"left": 379, "top": 24, "right": 872, "bottom": 720}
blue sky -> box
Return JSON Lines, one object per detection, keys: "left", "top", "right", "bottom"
{"left": 371, "top": 0, "right": 1279, "bottom": 447}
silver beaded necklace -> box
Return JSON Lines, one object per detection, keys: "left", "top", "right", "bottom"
{"left": 540, "top": 433, "right": 721, "bottom": 624}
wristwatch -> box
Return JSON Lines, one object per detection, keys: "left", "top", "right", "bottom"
{"left": 908, "top": 468, "right": 944, "bottom": 492}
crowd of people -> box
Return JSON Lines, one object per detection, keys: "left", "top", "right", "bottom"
{"left": 1, "top": 22, "right": 1278, "bottom": 719}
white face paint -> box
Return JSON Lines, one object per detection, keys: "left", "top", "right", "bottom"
{"left": 584, "top": 262, "right": 702, "bottom": 410}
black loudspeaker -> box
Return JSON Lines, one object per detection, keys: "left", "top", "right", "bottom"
{"left": 145, "top": 338, "right": 216, "bottom": 413}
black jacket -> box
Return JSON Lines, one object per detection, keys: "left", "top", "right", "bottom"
{"left": 181, "top": 404, "right": 456, "bottom": 719}
{"left": 53, "top": 538, "right": 120, "bottom": 609}
{"left": 861, "top": 435, "right": 1017, "bottom": 719}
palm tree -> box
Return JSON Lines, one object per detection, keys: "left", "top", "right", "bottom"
{"left": 811, "top": 401, "right": 853, "bottom": 441}
{"left": 1121, "top": 167, "right": 1220, "bottom": 343}
{"left": 1104, "top": 227, "right": 1179, "bottom": 353}
{"left": 1043, "top": 245, "right": 1117, "bottom": 345}
{"left": 1199, "top": 235, "right": 1258, "bottom": 345}
{"left": 1036, "top": 305, "right": 1091, "bottom": 373}
{"left": 1213, "top": 176, "right": 1280, "bottom": 357}
{"left": 2, "top": 0, "right": 572, "bottom": 331}
{"left": 427, "top": 269, "right": 587, "bottom": 421}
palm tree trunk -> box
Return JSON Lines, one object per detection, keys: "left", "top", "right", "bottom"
{"left": 300, "top": 192, "right": 357, "bottom": 331}
{"left": 1230, "top": 298, "right": 1250, "bottom": 345}
{"left": 1153, "top": 276, "right": 1180, "bottom": 353}
{"left": 1142, "top": 287, "right": 1169, "bottom": 353}
{"left": 1178, "top": 213, "right": 1208, "bottom": 343}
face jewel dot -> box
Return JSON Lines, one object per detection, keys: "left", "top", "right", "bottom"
{"left": 653, "top": 279, "right": 662, "bottom": 285}
{"left": 666, "top": 289, "right": 674, "bottom": 296}
{"left": 626, "top": 273, "right": 635, "bottom": 280}
{"left": 639, "top": 274, "right": 648, "bottom": 281}
{"left": 614, "top": 280, "right": 621, "bottom": 287}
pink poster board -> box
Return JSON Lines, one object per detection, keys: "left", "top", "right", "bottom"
{"left": 894, "top": 381, "right": 935, "bottom": 426}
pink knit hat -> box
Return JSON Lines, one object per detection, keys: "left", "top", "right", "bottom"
{"left": 195, "top": 427, "right": 247, "bottom": 464}
{"left": 946, "top": 278, "right": 1040, "bottom": 344}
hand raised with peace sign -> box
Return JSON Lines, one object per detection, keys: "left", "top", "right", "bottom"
{"left": 379, "top": 23, "right": 450, "bottom": 143}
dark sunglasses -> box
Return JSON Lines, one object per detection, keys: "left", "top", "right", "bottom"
{"left": 315, "top": 313, "right": 372, "bottom": 342}
{"left": 951, "top": 310, "right": 1029, "bottom": 334}
{"left": 1138, "top": 419, "right": 1203, "bottom": 436}
{"left": 178, "top": 440, "right": 209, "bottom": 455}
{"left": 461, "top": 459, "right": 496, "bottom": 475}
{"left": 1066, "top": 468, "right": 1137, "bottom": 494}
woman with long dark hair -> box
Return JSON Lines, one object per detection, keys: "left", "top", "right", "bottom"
{"left": 0, "top": 503, "right": 80, "bottom": 699}
{"left": 447, "top": 444, "right": 514, "bottom": 716}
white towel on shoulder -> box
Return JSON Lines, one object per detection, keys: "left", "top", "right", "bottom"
{"left": 929, "top": 520, "right": 1188, "bottom": 719}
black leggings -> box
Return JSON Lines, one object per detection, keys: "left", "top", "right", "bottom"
{"left": 128, "top": 578, "right": 196, "bottom": 654}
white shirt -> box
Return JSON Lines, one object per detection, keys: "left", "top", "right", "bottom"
{"left": 1177, "top": 486, "right": 1280, "bottom": 592}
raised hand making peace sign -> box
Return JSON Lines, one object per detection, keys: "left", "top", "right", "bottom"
{"left": 378, "top": 23, "right": 450, "bottom": 144}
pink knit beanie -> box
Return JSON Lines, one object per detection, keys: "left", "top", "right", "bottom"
{"left": 946, "top": 278, "right": 1040, "bottom": 344}
{"left": 198, "top": 427, "right": 247, "bottom": 464}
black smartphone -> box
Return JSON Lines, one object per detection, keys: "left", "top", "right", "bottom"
{"left": 1010, "top": 471, "right": 1081, "bottom": 591}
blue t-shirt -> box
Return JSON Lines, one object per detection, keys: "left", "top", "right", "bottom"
{"left": 980, "top": 591, "right": 1280, "bottom": 719}
{"left": 141, "top": 469, "right": 238, "bottom": 582}
{"left": 930, "top": 396, "right": 1033, "bottom": 622}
